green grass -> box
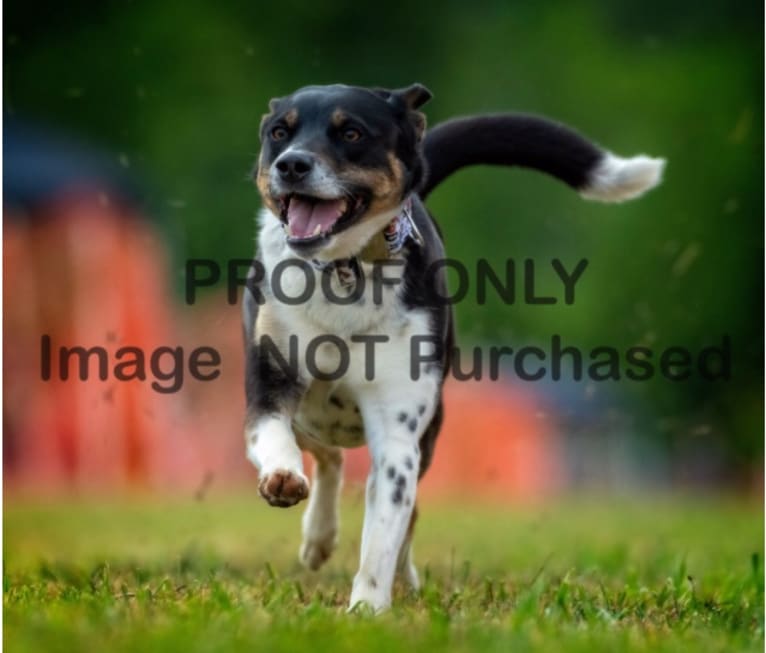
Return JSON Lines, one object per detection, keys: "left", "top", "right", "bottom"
{"left": 3, "top": 493, "right": 763, "bottom": 652}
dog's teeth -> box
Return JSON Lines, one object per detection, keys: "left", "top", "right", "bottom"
{"left": 312, "top": 224, "right": 322, "bottom": 236}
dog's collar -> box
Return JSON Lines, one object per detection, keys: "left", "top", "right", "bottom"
{"left": 310, "top": 196, "right": 423, "bottom": 287}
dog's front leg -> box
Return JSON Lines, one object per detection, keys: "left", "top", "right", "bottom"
{"left": 349, "top": 396, "right": 428, "bottom": 612}
{"left": 246, "top": 413, "right": 309, "bottom": 507}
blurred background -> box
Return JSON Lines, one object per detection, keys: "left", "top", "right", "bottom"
{"left": 3, "top": 0, "right": 763, "bottom": 499}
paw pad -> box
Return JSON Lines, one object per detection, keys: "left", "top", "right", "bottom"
{"left": 259, "top": 469, "right": 309, "bottom": 507}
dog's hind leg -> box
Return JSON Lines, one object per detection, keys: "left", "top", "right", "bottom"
{"left": 296, "top": 430, "right": 344, "bottom": 571}
{"left": 396, "top": 504, "right": 419, "bottom": 590}
{"left": 395, "top": 402, "right": 444, "bottom": 592}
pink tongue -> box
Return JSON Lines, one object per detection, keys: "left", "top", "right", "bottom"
{"left": 287, "top": 197, "right": 345, "bottom": 238}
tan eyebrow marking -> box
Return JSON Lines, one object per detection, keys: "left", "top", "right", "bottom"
{"left": 284, "top": 109, "right": 299, "bottom": 128}
{"left": 332, "top": 108, "right": 348, "bottom": 127}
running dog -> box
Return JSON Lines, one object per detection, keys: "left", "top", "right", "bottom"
{"left": 243, "top": 83, "right": 664, "bottom": 611}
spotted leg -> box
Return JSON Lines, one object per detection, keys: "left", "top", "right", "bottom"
{"left": 349, "top": 391, "right": 435, "bottom": 612}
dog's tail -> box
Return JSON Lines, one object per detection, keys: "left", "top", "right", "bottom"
{"left": 420, "top": 114, "right": 665, "bottom": 202}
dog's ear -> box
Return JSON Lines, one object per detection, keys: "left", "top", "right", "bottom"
{"left": 389, "top": 83, "right": 432, "bottom": 141}
{"left": 267, "top": 97, "right": 282, "bottom": 113}
{"left": 391, "top": 83, "right": 433, "bottom": 110}
{"left": 371, "top": 83, "right": 433, "bottom": 109}
{"left": 260, "top": 97, "right": 283, "bottom": 134}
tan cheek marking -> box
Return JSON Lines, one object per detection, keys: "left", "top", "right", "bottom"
{"left": 256, "top": 165, "right": 280, "bottom": 215}
{"left": 338, "top": 152, "right": 408, "bottom": 216}
{"left": 387, "top": 152, "right": 405, "bottom": 188}
{"left": 368, "top": 153, "right": 407, "bottom": 214}
{"left": 367, "top": 195, "right": 403, "bottom": 215}
{"left": 342, "top": 165, "right": 395, "bottom": 198}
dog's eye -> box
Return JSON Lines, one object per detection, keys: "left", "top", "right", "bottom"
{"left": 271, "top": 126, "right": 289, "bottom": 141}
{"left": 342, "top": 127, "right": 362, "bottom": 143}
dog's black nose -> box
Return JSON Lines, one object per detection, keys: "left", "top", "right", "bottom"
{"left": 275, "top": 153, "right": 314, "bottom": 182}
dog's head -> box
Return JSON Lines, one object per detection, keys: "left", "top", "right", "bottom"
{"left": 255, "top": 83, "right": 432, "bottom": 258}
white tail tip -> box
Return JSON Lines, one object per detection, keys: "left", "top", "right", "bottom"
{"left": 580, "top": 153, "right": 666, "bottom": 203}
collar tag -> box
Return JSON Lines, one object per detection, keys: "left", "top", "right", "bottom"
{"left": 383, "top": 197, "right": 423, "bottom": 253}
{"left": 334, "top": 257, "right": 360, "bottom": 288}
{"left": 310, "top": 196, "right": 421, "bottom": 288}
{"left": 310, "top": 257, "right": 361, "bottom": 290}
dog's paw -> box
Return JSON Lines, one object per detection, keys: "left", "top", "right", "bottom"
{"left": 299, "top": 532, "right": 336, "bottom": 570}
{"left": 258, "top": 469, "right": 309, "bottom": 507}
{"left": 347, "top": 594, "right": 389, "bottom": 615}
{"left": 346, "top": 599, "right": 383, "bottom": 615}
{"left": 348, "top": 575, "right": 390, "bottom": 614}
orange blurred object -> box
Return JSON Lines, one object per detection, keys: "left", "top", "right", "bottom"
{"left": 4, "top": 192, "right": 186, "bottom": 492}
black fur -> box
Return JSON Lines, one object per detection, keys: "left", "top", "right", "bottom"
{"left": 243, "top": 266, "right": 304, "bottom": 418}
{"left": 421, "top": 114, "right": 603, "bottom": 200}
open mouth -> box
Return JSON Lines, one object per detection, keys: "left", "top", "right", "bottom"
{"left": 278, "top": 193, "right": 369, "bottom": 246}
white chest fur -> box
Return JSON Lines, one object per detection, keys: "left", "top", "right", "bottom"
{"left": 255, "top": 210, "right": 435, "bottom": 448}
